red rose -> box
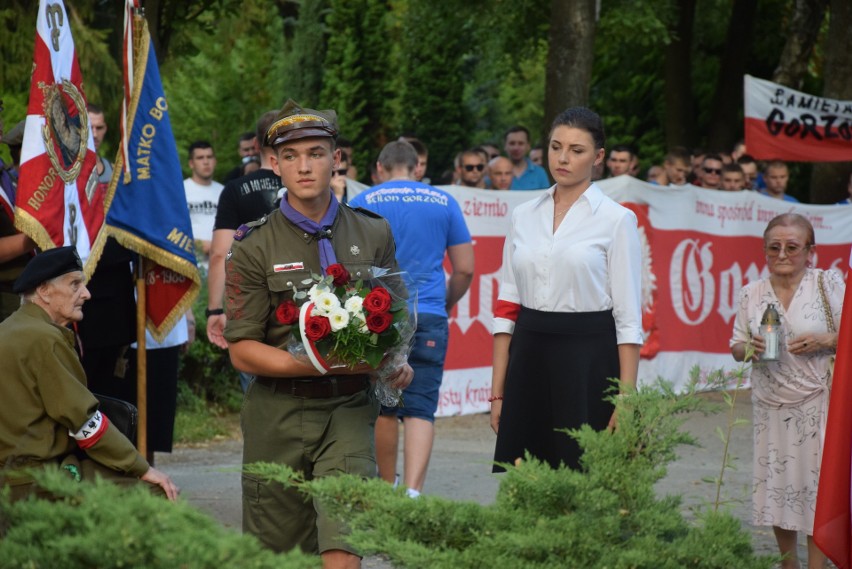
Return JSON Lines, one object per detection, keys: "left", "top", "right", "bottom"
{"left": 326, "top": 264, "right": 350, "bottom": 287}
{"left": 275, "top": 300, "right": 299, "bottom": 325}
{"left": 304, "top": 315, "right": 332, "bottom": 341}
{"left": 366, "top": 311, "right": 393, "bottom": 334}
{"left": 364, "top": 287, "right": 392, "bottom": 313}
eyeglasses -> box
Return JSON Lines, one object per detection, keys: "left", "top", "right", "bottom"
{"left": 765, "top": 243, "right": 810, "bottom": 257}
{"left": 334, "top": 169, "right": 347, "bottom": 176}
{"left": 703, "top": 167, "right": 722, "bottom": 175}
{"left": 463, "top": 164, "right": 485, "bottom": 172}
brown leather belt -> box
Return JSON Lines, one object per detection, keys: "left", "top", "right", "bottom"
{"left": 255, "top": 375, "right": 369, "bottom": 398}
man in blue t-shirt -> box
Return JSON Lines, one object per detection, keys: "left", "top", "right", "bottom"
{"left": 349, "top": 141, "right": 474, "bottom": 497}
{"left": 504, "top": 125, "right": 550, "bottom": 190}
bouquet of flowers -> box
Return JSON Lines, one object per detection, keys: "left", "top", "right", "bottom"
{"left": 279, "top": 263, "right": 416, "bottom": 405}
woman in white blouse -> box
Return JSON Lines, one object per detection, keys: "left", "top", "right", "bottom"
{"left": 490, "top": 108, "right": 644, "bottom": 472}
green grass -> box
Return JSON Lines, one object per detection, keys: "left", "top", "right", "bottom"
{"left": 173, "top": 383, "right": 240, "bottom": 444}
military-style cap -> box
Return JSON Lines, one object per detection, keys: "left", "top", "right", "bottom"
{"left": 13, "top": 246, "right": 83, "bottom": 293}
{"left": 2, "top": 120, "right": 24, "bottom": 147}
{"left": 265, "top": 99, "right": 338, "bottom": 147}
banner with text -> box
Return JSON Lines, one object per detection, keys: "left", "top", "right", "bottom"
{"left": 435, "top": 178, "right": 852, "bottom": 416}
{"left": 744, "top": 74, "right": 852, "bottom": 162}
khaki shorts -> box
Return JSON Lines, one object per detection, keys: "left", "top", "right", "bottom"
{"left": 241, "top": 379, "right": 379, "bottom": 555}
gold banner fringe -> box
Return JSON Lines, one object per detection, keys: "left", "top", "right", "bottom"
{"left": 107, "top": 226, "right": 200, "bottom": 344}
{"left": 13, "top": 209, "right": 58, "bottom": 253}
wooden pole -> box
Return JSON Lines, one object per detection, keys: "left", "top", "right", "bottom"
{"left": 135, "top": 258, "right": 148, "bottom": 457}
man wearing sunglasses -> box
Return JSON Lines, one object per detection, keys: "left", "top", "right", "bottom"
{"left": 459, "top": 148, "right": 487, "bottom": 188}
{"left": 697, "top": 154, "right": 724, "bottom": 189}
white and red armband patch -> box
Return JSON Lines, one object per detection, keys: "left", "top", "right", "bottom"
{"left": 69, "top": 411, "right": 110, "bottom": 450}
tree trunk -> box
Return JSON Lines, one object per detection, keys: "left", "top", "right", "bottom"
{"left": 542, "top": 0, "right": 596, "bottom": 147}
{"left": 706, "top": 0, "right": 759, "bottom": 153}
{"left": 663, "top": 0, "right": 696, "bottom": 151}
{"left": 810, "top": 0, "right": 852, "bottom": 203}
{"left": 772, "top": 0, "right": 827, "bottom": 88}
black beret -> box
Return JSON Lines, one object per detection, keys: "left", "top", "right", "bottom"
{"left": 13, "top": 246, "right": 83, "bottom": 293}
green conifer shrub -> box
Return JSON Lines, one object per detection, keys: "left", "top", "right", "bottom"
{"left": 251, "top": 381, "right": 776, "bottom": 569}
{"left": 0, "top": 471, "right": 318, "bottom": 569}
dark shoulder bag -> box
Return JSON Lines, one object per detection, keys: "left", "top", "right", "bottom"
{"left": 92, "top": 393, "right": 138, "bottom": 445}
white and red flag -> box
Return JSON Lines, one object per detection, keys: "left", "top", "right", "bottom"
{"left": 15, "top": 0, "right": 102, "bottom": 271}
{"left": 814, "top": 247, "right": 852, "bottom": 568}
{"left": 744, "top": 74, "right": 852, "bottom": 162}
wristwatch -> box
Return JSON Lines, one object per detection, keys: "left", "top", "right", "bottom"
{"left": 205, "top": 308, "right": 225, "bottom": 317}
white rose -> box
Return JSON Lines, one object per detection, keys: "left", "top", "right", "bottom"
{"left": 313, "top": 292, "right": 341, "bottom": 315}
{"left": 308, "top": 284, "right": 321, "bottom": 301}
{"left": 344, "top": 295, "right": 364, "bottom": 314}
{"left": 328, "top": 307, "right": 350, "bottom": 332}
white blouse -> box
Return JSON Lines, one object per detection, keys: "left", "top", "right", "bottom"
{"left": 493, "top": 183, "right": 644, "bottom": 345}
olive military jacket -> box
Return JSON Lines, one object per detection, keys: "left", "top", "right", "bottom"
{"left": 0, "top": 303, "right": 149, "bottom": 478}
{"left": 223, "top": 203, "right": 400, "bottom": 353}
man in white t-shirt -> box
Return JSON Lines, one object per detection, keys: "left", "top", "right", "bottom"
{"left": 183, "top": 140, "right": 223, "bottom": 256}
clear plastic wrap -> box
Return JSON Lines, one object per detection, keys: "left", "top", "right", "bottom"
{"left": 283, "top": 264, "right": 416, "bottom": 406}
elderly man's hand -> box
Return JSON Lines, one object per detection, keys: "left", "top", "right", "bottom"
{"left": 141, "top": 467, "right": 180, "bottom": 502}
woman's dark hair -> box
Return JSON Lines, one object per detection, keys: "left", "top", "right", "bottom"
{"left": 549, "top": 107, "right": 606, "bottom": 150}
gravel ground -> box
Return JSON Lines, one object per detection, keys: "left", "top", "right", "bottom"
{"left": 157, "top": 390, "right": 820, "bottom": 567}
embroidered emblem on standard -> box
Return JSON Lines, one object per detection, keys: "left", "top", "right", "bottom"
{"left": 350, "top": 245, "right": 360, "bottom": 256}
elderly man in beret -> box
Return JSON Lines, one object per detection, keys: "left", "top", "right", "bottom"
{"left": 224, "top": 100, "right": 413, "bottom": 568}
{"left": 0, "top": 246, "right": 178, "bottom": 501}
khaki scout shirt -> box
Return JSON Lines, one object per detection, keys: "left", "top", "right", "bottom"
{"left": 223, "top": 203, "right": 400, "bottom": 351}
{"left": 0, "top": 303, "right": 148, "bottom": 478}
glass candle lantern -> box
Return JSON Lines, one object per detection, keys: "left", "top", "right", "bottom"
{"left": 759, "top": 303, "right": 782, "bottom": 361}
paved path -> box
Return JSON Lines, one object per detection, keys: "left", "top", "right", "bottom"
{"left": 157, "top": 391, "right": 812, "bottom": 567}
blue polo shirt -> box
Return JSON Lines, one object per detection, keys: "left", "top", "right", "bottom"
{"left": 758, "top": 189, "right": 800, "bottom": 203}
{"left": 510, "top": 158, "right": 550, "bottom": 190}
{"left": 349, "top": 180, "right": 471, "bottom": 317}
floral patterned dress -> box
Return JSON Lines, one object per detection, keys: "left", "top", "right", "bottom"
{"left": 730, "top": 268, "right": 845, "bottom": 534}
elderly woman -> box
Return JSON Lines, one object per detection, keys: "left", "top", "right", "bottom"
{"left": 731, "top": 213, "right": 844, "bottom": 569}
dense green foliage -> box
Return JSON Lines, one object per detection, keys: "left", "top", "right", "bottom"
{"left": 2, "top": 0, "right": 833, "bottom": 185}
{"left": 178, "top": 277, "right": 242, "bottom": 413}
{"left": 320, "top": 0, "right": 392, "bottom": 181}
{"left": 250, "top": 382, "right": 777, "bottom": 568}
{"left": 0, "top": 471, "right": 318, "bottom": 569}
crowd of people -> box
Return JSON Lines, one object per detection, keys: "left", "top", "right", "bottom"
{"left": 0, "top": 96, "right": 847, "bottom": 569}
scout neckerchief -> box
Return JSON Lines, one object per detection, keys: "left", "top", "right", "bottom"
{"left": 279, "top": 189, "right": 339, "bottom": 274}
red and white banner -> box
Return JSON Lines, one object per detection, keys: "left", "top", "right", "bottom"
{"left": 434, "top": 178, "right": 852, "bottom": 416}
{"left": 15, "top": 0, "right": 102, "bottom": 270}
{"left": 814, "top": 246, "right": 852, "bottom": 568}
{"left": 744, "top": 74, "right": 852, "bottom": 162}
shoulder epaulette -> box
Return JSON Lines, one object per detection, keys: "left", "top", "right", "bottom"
{"left": 233, "top": 215, "right": 270, "bottom": 241}
{"left": 346, "top": 204, "right": 384, "bottom": 220}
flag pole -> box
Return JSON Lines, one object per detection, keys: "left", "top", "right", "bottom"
{"left": 136, "top": 258, "right": 148, "bottom": 457}
{"left": 131, "top": 5, "right": 148, "bottom": 458}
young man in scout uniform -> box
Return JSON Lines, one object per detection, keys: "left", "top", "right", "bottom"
{"left": 0, "top": 247, "right": 178, "bottom": 501}
{"left": 223, "top": 100, "right": 413, "bottom": 569}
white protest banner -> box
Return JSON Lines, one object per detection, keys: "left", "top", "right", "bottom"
{"left": 435, "top": 179, "right": 852, "bottom": 416}
{"left": 744, "top": 74, "right": 852, "bottom": 162}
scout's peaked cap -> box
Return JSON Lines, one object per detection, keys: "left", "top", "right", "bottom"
{"left": 13, "top": 246, "right": 83, "bottom": 293}
{"left": 265, "top": 99, "right": 338, "bottom": 147}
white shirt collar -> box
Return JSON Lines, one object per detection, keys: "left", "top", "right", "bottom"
{"left": 533, "top": 182, "right": 605, "bottom": 214}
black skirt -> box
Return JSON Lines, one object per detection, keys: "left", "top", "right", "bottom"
{"left": 493, "top": 307, "right": 620, "bottom": 472}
